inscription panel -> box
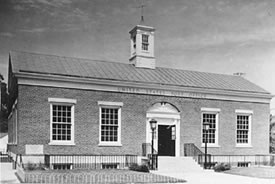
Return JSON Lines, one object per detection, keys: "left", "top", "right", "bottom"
{"left": 25, "top": 145, "right": 44, "bottom": 155}
{"left": 118, "top": 87, "right": 207, "bottom": 99}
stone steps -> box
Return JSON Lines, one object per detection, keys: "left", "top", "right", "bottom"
{"left": 155, "top": 156, "right": 204, "bottom": 173}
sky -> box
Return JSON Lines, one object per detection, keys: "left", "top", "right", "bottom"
{"left": 0, "top": 0, "right": 275, "bottom": 112}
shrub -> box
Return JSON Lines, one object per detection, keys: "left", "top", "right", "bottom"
{"left": 129, "top": 163, "right": 149, "bottom": 173}
{"left": 25, "top": 162, "right": 45, "bottom": 171}
{"left": 25, "top": 162, "right": 36, "bottom": 171}
{"left": 213, "top": 163, "right": 231, "bottom": 172}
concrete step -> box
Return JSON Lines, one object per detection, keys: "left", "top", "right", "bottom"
{"left": 156, "top": 156, "right": 204, "bottom": 173}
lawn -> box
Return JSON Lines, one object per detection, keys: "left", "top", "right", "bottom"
{"left": 19, "top": 169, "right": 187, "bottom": 183}
{"left": 224, "top": 166, "right": 275, "bottom": 179}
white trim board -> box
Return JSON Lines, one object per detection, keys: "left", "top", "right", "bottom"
{"left": 16, "top": 72, "right": 272, "bottom": 104}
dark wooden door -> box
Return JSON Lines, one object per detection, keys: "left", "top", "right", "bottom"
{"left": 158, "top": 125, "right": 175, "bottom": 156}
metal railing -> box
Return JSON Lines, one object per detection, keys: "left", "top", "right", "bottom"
{"left": 184, "top": 143, "right": 204, "bottom": 162}
{"left": 198, "top": 154, "right": 213, "bottom": 168}
{"left": 198, "top": 154, "right": 275, "bottom": 167}
{"left": 142, "top": 143, "right": 158, "bottom": 170}
{"left": 142, "top": 143, "right": 157, "bottom": 156}
{"left": 12, "top": 154, "right": 23, "bottom": 169}
{"left": 0, "top": 153, "right": 12, "bottom": 163}
{"left": 142, "top": 143, "right": 150, "bottom": 156}
{"left": 44, "top": 154, "right": 138, "bottom": 170}
{"left": 148, "top": 154, "right": 158, "bottom": 170}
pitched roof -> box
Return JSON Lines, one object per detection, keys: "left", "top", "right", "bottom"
{"left": 10, "top": 51, "right": 269, "bottom": 94}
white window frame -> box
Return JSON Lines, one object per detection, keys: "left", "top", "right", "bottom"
{"left": 141, "top": 34, "right": 149, "bottom": 51}
{"left": 8, "top": 100, "right": 18, "bottom": 145}
{"left": 13, "top": 107, "right": 18, "bottom": 144}
{"left": 98, "top": 101, "right": 123, "bottom": 147}
{"left": 48, "top": 98, "right": 76, "bottom": 145}
{"left": 201, "top": 108, "right": 220, "bottom": 147}
{"left": 235, "top": 109, "right": 253, "bottom": 147}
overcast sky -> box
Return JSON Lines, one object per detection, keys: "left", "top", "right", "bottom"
{"left": 0, "top": 0, "right": 274, "bottom": 111}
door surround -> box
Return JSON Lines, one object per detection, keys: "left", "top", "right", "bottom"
{"left": 146, "top": 102, "right": 180, "bottom": 157}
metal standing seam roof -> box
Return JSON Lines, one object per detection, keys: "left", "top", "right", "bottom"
{"left": 9, "top": 51, "right": 270, "bottom": 94}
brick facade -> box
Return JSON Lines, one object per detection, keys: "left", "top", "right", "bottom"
{"left": 8, "top": 84, "right": 270, "bottom": 156}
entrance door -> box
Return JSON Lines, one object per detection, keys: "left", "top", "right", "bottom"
{"left": 158, "top": 125, "right": 175, "bottom": 156}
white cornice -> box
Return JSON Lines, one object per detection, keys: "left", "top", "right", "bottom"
{"left": 235, "top": 109, "right": 253, "bottom": 114}
{"left": 48, "top": 98, "right": 77, "bottom": 104}
{"left": 15, "top": 72, "right": 273, "bottom": 104}
{"left": 201, "top": 108, "right": 221, "bottom": 112}
{"left": 98, "top": 101, "right": 123, "bottom": 107}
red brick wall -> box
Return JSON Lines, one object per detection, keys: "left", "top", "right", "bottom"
{"left": 15, "top": 85, "right": 270, "bottom": 156}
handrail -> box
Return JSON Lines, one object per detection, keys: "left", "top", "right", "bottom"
{"left": 198, "top": 154, "right": 212, "bottom": 167}
{"left": 142, "top": 143, "right": 158, "bottom": 170}
{"left": 142, "top": 143, "right": 157, "bottom": 156}
{"left": 13, "top": 154, "right": 24, "bottom": 169}
{"left": 184, "top": 143, "right": 204, "bottom": 161}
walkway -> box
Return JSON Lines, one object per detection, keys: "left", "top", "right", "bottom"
{"left": 0, "top": 163, "right": 20, "bottom": 184}
{"left": 154, "top": 170, "right": 275, "bottom": 184}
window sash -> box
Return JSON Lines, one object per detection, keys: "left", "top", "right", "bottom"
{"left": 51, "top": 104, "right": 72, "bottom": 142}
{"left": 49, "top": 103, "right": 74, "bottom": 144}
{"left": 142, "top": 34, "right": 149, "bottom": 51}
{"left": 142, "top": 34, "right": 149, "bottom": 43}
{"left": 142, "top": 43, "right": 149, "bottom": 51}
{"left": 100, "top": 107, "right": 119, "bottom": 142}
{"left": 202, "top": 113, "right": 217, "bottom": 144}
{"left": 99, "top": 104, "right": 122, "bottom": 146}
{"left": 236, "top": 115, "right": 250, "bottom": 144}
{"left": 9, "top": 106, "right": 17, "bottom": 144}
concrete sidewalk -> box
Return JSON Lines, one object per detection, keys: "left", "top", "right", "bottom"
{"left": 0, "top": 163, "right": 20, "bottom": 184}
{"left": 153, "top": 170, "right": 275, "bottom": 184}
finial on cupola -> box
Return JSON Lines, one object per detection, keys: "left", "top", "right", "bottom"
{"left": 129, "top": 1, "right": 156, "bottom": 69}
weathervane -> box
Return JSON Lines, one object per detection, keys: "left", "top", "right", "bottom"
{"left": 137, "top": 0, "right": 146, "bottom": 24}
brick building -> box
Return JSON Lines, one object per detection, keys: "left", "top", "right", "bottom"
{"left": 7, "top": 23, "right": 273, "bottom": 167}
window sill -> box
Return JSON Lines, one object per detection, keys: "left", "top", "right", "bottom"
{"left": 7, "top": 143, "right": 17, "bottom": 146}
{"left": 201, "top": 144, "right": 220, "bottom": 148}
{"left": 49, "top": 142, "right": 75, "bottom": 146}
{"left": 236, "top": 144, "right": 252, "bottom": 148}
{"left": 98, "top": 143, "right": 122, "bottom": 147}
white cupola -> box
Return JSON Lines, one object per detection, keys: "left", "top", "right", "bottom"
{"left": 129, "top": 24, "right": 156, "bottom": 69}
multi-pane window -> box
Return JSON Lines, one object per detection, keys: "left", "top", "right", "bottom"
{"left": 133, "top": 35, "right": 136, "bottom": 49}
{"left": 8, "top": 103, "right": 17, "bottom": 144}
{"left": 101, "top": 108, "right": 119, "bottom": 142}
{"left": 236, "top": 115, "right": 249, "bottom": 144}
{"left": 98, "top": 101, "right": 122, "bottom": 146}
{"left": 49, "top": 98, "right": 76, "bottom": 145}
{"left": 12, "top": 108, "right": 17, "bottom": 144}
{"left": 235, "top": 110, "right": 252, "bottom": 147}
{"left": 202, "top": 113, "right": 217, "bottom": 144}
{"left": 142, "top": 34, "right": 149, "bottom": 51}
{"left": 171, "top": 126, "right": 176, "bottom": 140}
{"left": 52, "top": 105, "right": 72, "bottom": 141}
